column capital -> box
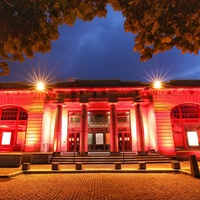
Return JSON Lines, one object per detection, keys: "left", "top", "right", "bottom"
{"left": 108, "top": 96, "right": 118, "bottom": 105}
{"left": 108, "top": 100, "right": 118, "bottom": 106}
{"left": 54, "top": 102, "right": 64, "bottom": 106}
{"left": 132, "top": 101, "right": 142, "bottom": 106}
{"left": 79, "top": 102, "right": 89, "bottom": 106}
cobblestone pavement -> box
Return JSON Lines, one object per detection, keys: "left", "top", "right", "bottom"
{"left": 0, "top": 173, "right": 200, "bottom": 200}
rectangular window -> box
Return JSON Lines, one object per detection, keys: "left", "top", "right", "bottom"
{"left": 95, "top": 114, "right": 103, "bottom": 123}
{"left": 105, "top": 133, "right": 110, "bottom": 145}
{"left": 16, "top": 132, "right": 25, "bottom": 144}
{"left": 187, "top": 131, "right": 199, "bottom": 146}
{"left": 117, "top": 111, "right": 130, "bottom": 123}
{"left": 1, "top": 132, "right": 11, "bottom": 145}
{"left": 88, "top": 133, "right": 93, "bottom": 145}
{"left": 70, "top": 116, "right": 80, "bottom": 123}
{"left": 96, "top": 133, "right": 103, "bottom": 144}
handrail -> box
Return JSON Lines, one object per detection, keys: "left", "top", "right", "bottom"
{"left": 119, "top": 142, "right": 125, "bottom": 164}
{"left": 73, "top": 143, "right": 78, "bottom": 164}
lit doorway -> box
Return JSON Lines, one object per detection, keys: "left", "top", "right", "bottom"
{"left": 88, "top": 130, "right": 110, "bottom": 151}
{"left": 118, "top": 132, "right": 132, "bottom": 152}
{"left": 67, "top": 132, "right": 80, "bottom": 152}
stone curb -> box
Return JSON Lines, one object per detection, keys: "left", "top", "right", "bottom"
{"left": 0, "top": 169, "right": 182, "bottom": 177}
{"left": 0, "top": 171, "right": 23, "bottom": 178}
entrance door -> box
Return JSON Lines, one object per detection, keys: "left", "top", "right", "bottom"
{"left": 118, "top": 132, "right": 132, "bottom": 151}
{"left": 88, "top": 132, "right": 110, "bottom": 151}
{"left": 67, "top": 133, "right": 80, "bottom": 152}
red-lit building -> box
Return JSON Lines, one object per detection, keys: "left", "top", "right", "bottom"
{"left": 1, "top": 80, "right": 200, "bottom": 160}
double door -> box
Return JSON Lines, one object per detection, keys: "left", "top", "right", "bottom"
{"left": 118, "top": 132, "right": 132, "bottom": 151}
{"left": 88, "top": 129, "right": 110, "bottom": 151}
{"left": 68, "top": 133, "right": 80, "bottom": 151}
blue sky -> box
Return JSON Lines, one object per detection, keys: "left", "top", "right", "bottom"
{"left": 1, "top": 6, "right": 200, "bottom": 83}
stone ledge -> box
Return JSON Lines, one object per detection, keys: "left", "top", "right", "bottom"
{"left": 0, "top": 154, "right": 22, "bottom": 167}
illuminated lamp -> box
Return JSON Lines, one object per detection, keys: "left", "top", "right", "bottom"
{"left": 153, "top": 80, "right": 162, "bottom": 89}
{"left": 36, "top": 81, "right": 45, "bottom": 91}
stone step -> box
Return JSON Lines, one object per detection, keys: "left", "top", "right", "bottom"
{"left": 50, "top": 154, "right": 174, "bottom": 164}
{"left": 88, "top": 152, "right": 110, "bottom": 156}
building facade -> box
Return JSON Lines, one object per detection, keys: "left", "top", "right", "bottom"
{"left": 1, "top": 80, "right": 200, "bottom": 159}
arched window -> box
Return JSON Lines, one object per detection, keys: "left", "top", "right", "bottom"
{"left": 0, "top": 107, "right": 28, "bottom": 120}
{"left": 0, "top": 106, "right": 28, "bottom": 151}
{"left": 171, "top": 104, "right": 199, "bottom": 119}
{"left": 171, "top": 104, "right": 200, "bottom": 150}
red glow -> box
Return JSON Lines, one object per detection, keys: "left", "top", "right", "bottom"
{"left": 1, "top": 80, "right": 200, "bottom": 160}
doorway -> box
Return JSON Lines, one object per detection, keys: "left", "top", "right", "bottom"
{"left": 67, "top": 132, "right": 80, "bottom": 152}
{"left": 88, "top": 131, "right": 110, "bottom": 151}
{"left": 118, "top": 132, "right": 132, "bottom": 151}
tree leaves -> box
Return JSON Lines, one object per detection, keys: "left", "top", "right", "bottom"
{"left": 114, "top": 0, "right": 200, "bottom": 61}
{"left": 0, "top": 0, "right": 200, "bottom": 75}
{"left": 0, "top": 62, "right": 9, "bottom": 76}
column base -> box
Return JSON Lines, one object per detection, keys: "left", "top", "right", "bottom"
{"left": 137, "top": 151, "right": 148, "bottom": 156}
{"left": 110, "top": 152, "right": 120, "bottom": 156}
{"left": 52, "top": 152, "right": 61, "bottom": 156}
{"left": 79, "top": 152, "right": 88, "bottom": 156}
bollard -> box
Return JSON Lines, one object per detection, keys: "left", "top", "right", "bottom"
{"left": 75, "top": 162, "right": 82, "bottom": 170}
{"left": 115, "top": 162, "right": 121, "bottom": 170}
{"left": 51, "top": 162, "right": 60, "bottom": 170}
{"left": 138, "top": 162, "right": 146, "bottom": 170}
{"left": 171, "top": 161, "right": 181, "bottom": 169}
{"left": 189, "top": 155, "right": 200, "bottom": 178}
{"left": 22, "top": 163, "right": 30, "bottom": 170}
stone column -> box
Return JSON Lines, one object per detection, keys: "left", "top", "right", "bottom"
{"left": 80, "top": 103, "right": 88, "bottom": 154}
{"left": 110, "top": 103, "right": 118, "bottom": 154}
{"left": 135, "top": 103, "right": 145, "bottom": 154}
{"left": 53, "top": 104, "right": 63, "bottom": 153}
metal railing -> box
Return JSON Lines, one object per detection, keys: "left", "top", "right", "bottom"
{"left": 73, "top": 143, "right": 78, "bottom": 164}
{"left": 119, "top": 142, "right": 125, "bottom": 164}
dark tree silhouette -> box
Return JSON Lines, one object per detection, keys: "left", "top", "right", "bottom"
{"left": 0, "top": 0, "right": 199, "bottom": 75}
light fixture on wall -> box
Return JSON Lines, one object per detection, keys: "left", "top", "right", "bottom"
{"left": 153, "top": 80, "right": 162, "bottom": 89}
{"left": 36, "top": 81, "right": 45, "bottom": 91}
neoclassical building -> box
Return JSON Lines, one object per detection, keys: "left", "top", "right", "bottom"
{"left": 0, "top": 79, "right": 200, "bottom": 160}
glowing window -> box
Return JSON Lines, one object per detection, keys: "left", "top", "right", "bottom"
{"left": 117, "top": 111, "right": 130, "bottom": 123}
{"left": 96, "top": 133, "right": 103, "bottom": 144}
{"left": 69, "top": 112, "right": 81, "bottom": 124}
{"left": 88, "top": 133, "right": 93, "bottom": 145}
{"left": 187, "top": 131, "right": 199, "bottom": 146}
{"left": 106, "top": 133, "right": 110, "bottom": 145}
{"left": 16, "top": 132, "right": 25, "bottom": 144}
{"left": 1, "top": 132, "right": 11, "bottom": 145}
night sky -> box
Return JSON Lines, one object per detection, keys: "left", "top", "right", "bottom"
{"left": 1, "top": 6, "right": 200, "bottom": 83}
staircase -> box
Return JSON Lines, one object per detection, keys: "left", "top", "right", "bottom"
{"left": 50, "top": 152, "right": 175, "bottom": 164}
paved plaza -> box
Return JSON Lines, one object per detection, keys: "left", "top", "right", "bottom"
{"left": 0, "top": 162, "right": 200, "bottom": 200}
{"left": 0, "top": 173, "right": 200, "bottom": 200}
